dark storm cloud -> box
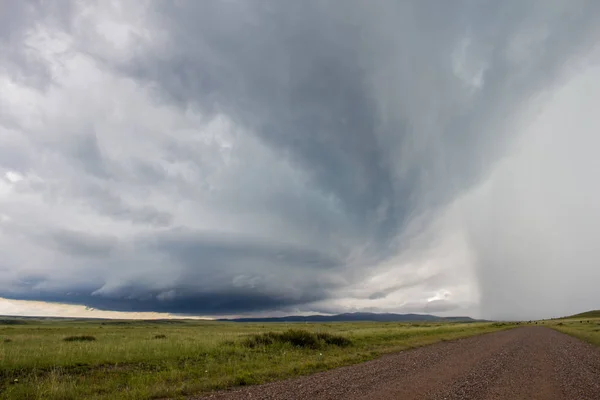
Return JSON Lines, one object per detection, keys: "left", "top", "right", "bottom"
{"left": 122, "top": 1, "right": 404, "bottom": 245}
{"left": 1, "top": 0, "right": 600, "bottom": 318}
{"left": 120, "top": 0, "right": 600, "bottom": 248}
{"left": 4, "top": 230, "right": 342, "bottom": 314}
{"left": 142, "top": 229, "right": 342, "bottom": 272}
{"left": 9, "top": 290, "right": 322, "bottom": 315}
{"left": 130, "top": 230, "right": 345, "bottom": 314}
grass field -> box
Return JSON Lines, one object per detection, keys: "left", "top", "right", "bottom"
{"left": 0, "top": 318, "right": 515, "bottom": 399}
{"left": 550, "top": 317, "right": 600, "bottom": 347}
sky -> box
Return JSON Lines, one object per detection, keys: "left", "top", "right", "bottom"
{"left": 1, "top": 1, "right": 600, "bottom": 321}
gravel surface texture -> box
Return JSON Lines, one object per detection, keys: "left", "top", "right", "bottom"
{"left": 196, "top": 327, "right": 600, "bottom": 400}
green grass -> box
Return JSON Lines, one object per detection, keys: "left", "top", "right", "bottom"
{"left": 0, "top": 318, "right": 516, "bottom": 399}
{"left": 549, "top": 316, "right": 600, "bottom": 347}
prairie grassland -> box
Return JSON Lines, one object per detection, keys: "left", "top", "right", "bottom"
{"left": 0, "top": 318, "right": 515, "bottom": 400}
{"left": 550, "top": 317, "right": 600, "bottom": 347}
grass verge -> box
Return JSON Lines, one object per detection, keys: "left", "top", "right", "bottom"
{"left": 549, "top": 318, "right": 600, "bottom": 347}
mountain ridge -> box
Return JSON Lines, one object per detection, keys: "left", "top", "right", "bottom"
{"left": 218, "top": 312, "right": 478, "bottom": 323}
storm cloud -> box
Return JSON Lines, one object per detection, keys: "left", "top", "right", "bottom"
{"left": 1, "top": 0, "right": 600, "bottom": 319}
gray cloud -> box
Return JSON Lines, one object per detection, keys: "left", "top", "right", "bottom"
{"left": 367, "top": 273, "right": 445, "bottom": 300}
{"left": 1, "top": 0, "right": 599, "bottom": 318}
{"left": 47, "top": 229, "right": 118, "bottom": 258}
{"left": 119, "top": 0, "right": 600, "bottom": 249}
{"left": 0, "top": 1, "right": 74, "bottom": 90}
{"left": 79, "top": 184, "right": 173, "bottom": 227}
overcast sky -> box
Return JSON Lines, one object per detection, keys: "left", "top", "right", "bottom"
{"left": 1, "top": 1, "right": 600, "bottom": 320}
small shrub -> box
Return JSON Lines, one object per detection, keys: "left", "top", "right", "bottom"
{"left": 243, "top": 332, "right": 276, "bottom": 348}
{"left": 557, "top": 322, "right": 564, "bottom": 326}
{"left": 3, "top": 338, "right": 12, "bottom": 343}
{"left": 243, "top": 329, "right": 351, "bottom": 349}
{"left": 0, "top": 319, "right": 27, "bottom": 325}
{"left": 63, "top": 335, "right": 96, "bottom": 342}
{"left": 316, "top": 332, "right": 352, "bottom": 347}
{"left": 279, "top": 330, "right": 321, "bottom": 349}
{"left": 154, "top": 334, "right": 167, "bottom": 339}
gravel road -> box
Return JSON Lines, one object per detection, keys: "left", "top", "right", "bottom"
{"left": 198, "top": 327, "right": 600, "bottom": 400}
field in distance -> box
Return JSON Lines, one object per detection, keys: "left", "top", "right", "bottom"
{"left": 1, "top": 317, "right": 512, "bottom": 399}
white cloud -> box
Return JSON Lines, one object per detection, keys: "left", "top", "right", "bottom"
{"left": 4, "top": 171, "right": 23, "bottom": 183}
{"left": 0, "top": 297, "right": 208, "bottom": 320}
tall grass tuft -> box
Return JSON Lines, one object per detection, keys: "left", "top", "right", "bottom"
{"left": 243, "top": 329, "right": 351, "bottom": 349}
{"left": 316, "top": 332, "right": 352, "bottom": 347}
{"left": 0, "top": 319, "right": 27, "bottom": 325}
{"left": 63, "top": 335, "right": 96, "bottom": 342}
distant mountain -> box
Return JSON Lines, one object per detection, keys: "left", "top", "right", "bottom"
{"left": 218, "top": 312, "right": 477, "bottom": 323}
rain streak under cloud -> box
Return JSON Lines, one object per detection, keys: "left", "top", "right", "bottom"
{"left": 1, "top": 0, "right": 600, "bottom": 320}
